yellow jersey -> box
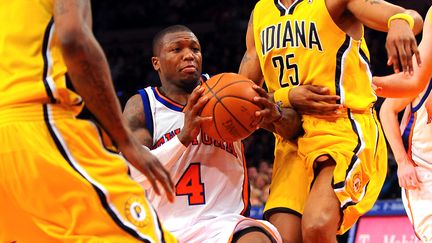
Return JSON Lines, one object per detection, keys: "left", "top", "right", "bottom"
{"left": 0, "top": 0, "right": 81, "bottom": 110}
{"left": 253, "top": 0, "right": 377, "bottom": 110}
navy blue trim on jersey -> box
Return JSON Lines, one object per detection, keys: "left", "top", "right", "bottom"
{"left": 151, "top": 87, "right": 183, "bottom": 112}
{"left": 287, "top": 0, "right": 303, "bottom": 14}
{"left": 335, "top": 35, "right": 351, "bottom": 105}
{"left": 273, "top": 0, "right": 287, "bottom": 16}
{"left": 138, "top": 89, "right": 154, "bottom": 139}
{"left": 42, "top": 18, "right": 56, "bottom": 103}
{"left": 42, "top": 104, "right": 151, "bottom": 243}
{"left": 402, "top": 112, "right": 415, "bottom": 151}
{"left": 359, "top": 48, "right": 371, "bottom": 70}
{"left": 412, "top": 80, "right": 432, "bottom": 112}
{"left": 333, "top": 109, "right": 362, "bottom": 190}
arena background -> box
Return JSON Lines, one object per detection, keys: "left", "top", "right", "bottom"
{"left": 91, "top": 1, "right": 432, "bottom": 242}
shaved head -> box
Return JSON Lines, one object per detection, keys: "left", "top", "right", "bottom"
{"left": 152, "top": 25, "right": 194, "bottom": 56}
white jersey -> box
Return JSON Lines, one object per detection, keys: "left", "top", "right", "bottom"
{"left": 136, "top": 82, "right": 281, "bottom": 243}
{"left": 400, "top": 81, "right": 432, "bottom": 242}
{"left": 401, "top": 81, "right": 432, "bottom": 168}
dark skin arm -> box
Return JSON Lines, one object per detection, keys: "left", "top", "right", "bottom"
{"left": 328, "top": 0, "right": 423, "bottom": 74}
{"left": 252, "top": 85, "right": 302, "bottom": 140}
{"left": 54, "top": 0, "right": 174, "bottom": 201}
{"left": 123, "top": 86, "right": 211, "bottom": 148}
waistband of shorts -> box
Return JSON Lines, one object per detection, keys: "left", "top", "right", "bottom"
{"left": 0, "top": 104, "right": 75, "bottom": 123}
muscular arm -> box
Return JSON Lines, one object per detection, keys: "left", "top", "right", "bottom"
{"left": 344, "top": 0, "right": 422, "bottom": 33}
{"left": 341, "top": 0, "right": 423, "bottom": 73}
{"left": 239, "top": 11, "right": 264, "bottom": 86}
{"left": 374, "top": 8, "right": 432, "bottom": 98}
{"left": 54, "top": 0, "right": 131, "bottom": 146}
{"left": 380, "top": 97, "right": 420, "bottom": 189}
{"left": 123, "top": 94, "right": 154, "bottom": 147}
{"left": 54, "top": 0, "right": 174, "bottom": 199}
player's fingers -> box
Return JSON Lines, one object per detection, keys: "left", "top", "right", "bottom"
{"left": 403, "top": 40, "right": 413, "bottom": 75}
{"left": 192, "top": 95, "right": 209, "bottom": 115}
{"left": 305, "top": 85, "right": 330, "bottom": 95}
{"left": 386, "top": 44, "right": 400, "bottom": 73}
{"left": 396, "top": 42, "right": 408, "bottom": 74}
{"left": 253, "top": 96, "right": 272, "bottom": 109}
{"left": 310, "top": 93, "right": 340, "bottom": 103}
{"left": 151, "top": 163, "right": 175, "bottom": 202}
{"left": 188, "top": 86, "right": 205, "bottom": 108}
{"left": 252, "top": 85, "right": 269, "bottom": 98}
{"left": 199, "top": 116, "right": 213, "bottom": 124}
{"left": 145, "top": 169, "right": 161, "bottom": 196}
{"left": 412, "top": 41, "right": 422, "bottom": 68}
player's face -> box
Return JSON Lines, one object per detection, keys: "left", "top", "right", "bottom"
{"left": 157, "top": 31, "right": 202, "bottom": 88}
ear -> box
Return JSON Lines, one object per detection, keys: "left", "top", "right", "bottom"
{"left": 151, "top": 57, "right": 160, "bottom": 71}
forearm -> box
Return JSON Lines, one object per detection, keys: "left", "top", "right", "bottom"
{"left": 268, "top": 108, "right": 302, "bottom": 140}
{"left": 380, "top": 109, "right": 409, "bottom": 162}
{"left": 373, "top": 74, "right": 424, "bottom": 98}
{"left": 60, "top": 28, "right": 131, "bottom": 145}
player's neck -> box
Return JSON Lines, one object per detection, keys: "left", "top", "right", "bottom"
{"left": 158, "top": 86, "right": 189, "bottom": 106}
{"left": 280, "top": 0, "right": 296, "bottom": 8}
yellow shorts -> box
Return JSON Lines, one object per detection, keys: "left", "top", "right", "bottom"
{"left": 298, "top": 109, "right": 387, "bottom": 234}
{"left": 0, "top": 104, "right": 176, "bottom": 243}
{"left": 263, "top": 137, "right": 309, "bottom": 218}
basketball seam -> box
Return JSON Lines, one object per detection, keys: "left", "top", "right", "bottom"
{"left": 204, "top": 74, "right": 257, "bottom": 140}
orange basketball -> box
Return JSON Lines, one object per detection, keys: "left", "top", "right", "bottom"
{"left": 200, "top": 73, "right": 261, "bottom": 142}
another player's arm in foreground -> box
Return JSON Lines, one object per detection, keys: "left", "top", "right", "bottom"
{"left": 379, "top": 97, "right": 421, "bottom": 190}
{"left": 342, "top": 0, "right": 423, "bottom": 74}
{"left": 54, "top": 0, "right": 174, "bottom": 200}
{"left": 373, "top": 8, "right": 432, "bottom": 98}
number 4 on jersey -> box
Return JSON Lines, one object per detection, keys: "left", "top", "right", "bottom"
{"left": 175, "top": 163, "right": 205, "bottom": 205}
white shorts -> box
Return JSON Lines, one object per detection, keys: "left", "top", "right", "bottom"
{"left": 402, "top": 165, "right": 432, "bottom": 242}
{"left": 170, "top": 214, "right": 282, "bottom": 243}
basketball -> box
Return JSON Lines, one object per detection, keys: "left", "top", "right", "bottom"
{"left": 200, "top": 73, "right": 261, "bottom": 142}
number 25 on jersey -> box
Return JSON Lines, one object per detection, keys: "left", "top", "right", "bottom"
{"left": 272, "top": 53, "right": 299, "bottom": 87}
{"left": 175, "top": 163, "right": 205, "bottom": 205}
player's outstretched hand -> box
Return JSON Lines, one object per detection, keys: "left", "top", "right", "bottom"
{"left": 397, "top": 157, "right": 421, "bottom": 190}
{"left": 119, "top": 138, "right": 175, "bottom": 202}
{"left": 179, "top": 85, "right": 212, "bottom": 146}
{"left": 289, "top": 85, "right": 342, "bottom": 117}
{"left": 252, "top": 84, "right": 281, "bottom": 127}
{"left": 386, "top": 19, "right": 421, "bottom": 75}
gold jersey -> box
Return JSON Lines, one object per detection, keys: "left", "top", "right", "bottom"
{"left": 0, "top": 0, "right": 81, "bottom": 110}
{"left": 253, "top": 0, "right": 377, "bottom": 110}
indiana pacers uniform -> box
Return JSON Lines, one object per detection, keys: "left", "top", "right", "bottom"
{"left": 253, "top": 0, "right": 387, "bottom": 234}
{"left": 133, "top": 84, "right": 282, "bottom": 243}
{"left": 0, "top": 1, "right": 175, "bottom": 242}
{"left": 400, "top": 81, "right": 432, "bottom": 242}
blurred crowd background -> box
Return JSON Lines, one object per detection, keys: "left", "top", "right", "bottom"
{"left": 92, "top": 0, "right": 431, "bottom": 215}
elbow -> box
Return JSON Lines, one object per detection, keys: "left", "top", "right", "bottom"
{"left": 57, "top": 27, "right": 88, "bottom": 55}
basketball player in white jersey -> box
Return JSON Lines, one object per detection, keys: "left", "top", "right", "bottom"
{"left": 380, "top": 81, "right": 432, "bottom": 242}
{"left": 122, "top": 25, "right": 304, "bottom": 243}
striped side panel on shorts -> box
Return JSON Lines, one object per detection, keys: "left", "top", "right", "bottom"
{"left": 43, "top": 104, "right": 157, "bottom": 242}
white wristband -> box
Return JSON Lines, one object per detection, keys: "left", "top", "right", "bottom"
{"left": 130, "top": 135, "right": 187, "bottom": 189}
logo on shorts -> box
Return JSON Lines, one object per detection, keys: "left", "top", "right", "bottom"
{"left": 353, "top": 173, "right": 362, "bottom": 193}
{"left": 125, "top": 196, "right": 148, "bottom": 227}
